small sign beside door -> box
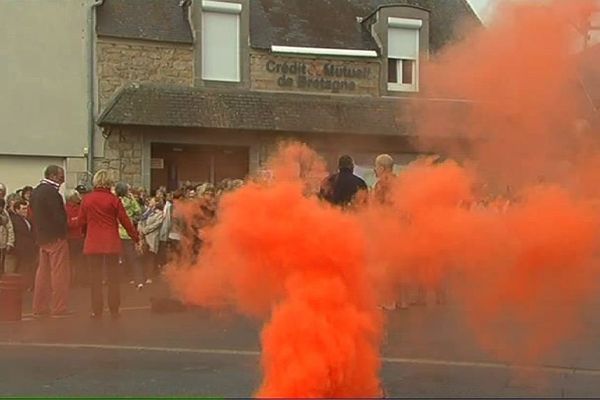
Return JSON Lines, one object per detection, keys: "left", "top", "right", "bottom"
{"left": 150, "top": 158, "right": 164, "bottom": 169}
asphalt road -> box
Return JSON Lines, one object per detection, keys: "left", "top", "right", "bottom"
{"left": 1, "top": 281, "right": 600, "bottom": 398}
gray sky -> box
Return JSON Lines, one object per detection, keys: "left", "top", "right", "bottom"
{"left": 467, "top": 0, "right": 496, "bottom": 22}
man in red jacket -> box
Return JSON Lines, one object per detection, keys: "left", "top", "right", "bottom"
{"left": 78, "top": 170, "right": 139, "bottom": 319}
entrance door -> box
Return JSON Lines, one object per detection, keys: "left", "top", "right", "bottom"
{"left": 151, "top": 143, "right": 249, "bottom": 191}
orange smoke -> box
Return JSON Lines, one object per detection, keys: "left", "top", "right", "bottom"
{"left": 362, "top": 159, "right": 599, "bottom": 364}
{"left": 404, "top": 0, "right": 600, "bottom": 364}
{"left": 168, "top": 152, "right": 382, "bottom": 397}
{"left": 167, "top": 0, "right": 600, "bottom": 396}
{"left": 417, "top": 0, "right": 599, "bottom": 189}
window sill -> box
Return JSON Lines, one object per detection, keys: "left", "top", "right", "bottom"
{"left": 202, "top": 78, "right": 242, "bottom": 83}
{"left": 387, "top": 83, "right": 419, "bottom": 93}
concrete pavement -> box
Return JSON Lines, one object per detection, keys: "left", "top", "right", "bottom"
{"left": 1, "top": 281, "right": 600, "bottom": 397}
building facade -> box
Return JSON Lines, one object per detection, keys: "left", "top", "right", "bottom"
{"left": 93, "top": 0, "right": 482, "bottom": 190}
{"left": 0, "top": 0, "right": 95, "bottom": 192}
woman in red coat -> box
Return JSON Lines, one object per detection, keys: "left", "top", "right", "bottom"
{"left": 78, "top": 170, "right": 139, "bottom": 319}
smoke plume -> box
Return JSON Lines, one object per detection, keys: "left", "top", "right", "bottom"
{"left": 168, "top": 0, "right": 600, "bottom": 396}
{"left": 168, "top": 145, "right": 383, "bottom": 397}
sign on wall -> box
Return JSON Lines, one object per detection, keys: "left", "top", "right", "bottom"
{"left": 150, "top": 158, "right": 165, "bottom": 169}
{"left": 251, "top": 54, "right": 380, "bottom": 96}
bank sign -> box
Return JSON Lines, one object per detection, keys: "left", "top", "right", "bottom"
{"left": 264, "top": 59, "right": 374, "bottom": 94}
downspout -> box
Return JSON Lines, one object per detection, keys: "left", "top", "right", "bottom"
{"left": 86, "top": 0, "right": 103, "bottom": 180}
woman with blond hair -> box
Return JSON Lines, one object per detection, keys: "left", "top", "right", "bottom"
{"left": 78, "top": 170, "right": 139, "bottom": 319}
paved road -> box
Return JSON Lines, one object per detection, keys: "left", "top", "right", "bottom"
{"left": 1, "top": 281, "right": 600, "bottom": 397}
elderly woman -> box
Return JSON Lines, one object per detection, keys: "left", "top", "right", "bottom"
{"left": 138, "top": 197, "right": 165, "bottom": 286}
{"left": 5, "top": 193, "right": 20, "bottom": 213}
{"left": 115, "top": 182, "right": 143, "bottom": 287}
{"left": 78, "top": 170, "right": 139, "bottom": 319}
{"left": 0, "top": 198, "right": 14, "bottom": 274}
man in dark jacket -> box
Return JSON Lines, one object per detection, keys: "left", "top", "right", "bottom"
{"left": 9, "top": 200, "right": 38, "bottom": 290}
{"left": 30, "top": 165, "right": 71, "bottom": 317}
{"left": 319, "top": 155, "right": 368, "bottom": 207}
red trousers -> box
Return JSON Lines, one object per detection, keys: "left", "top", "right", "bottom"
{"left": 32, "top": 239, "right": 70, "bottom": 315}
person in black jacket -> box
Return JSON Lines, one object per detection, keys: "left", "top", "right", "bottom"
{"left": 9, "top": 200, "right": 38, "bottom": 290}
{"left": 319, "top": 155, "right": 368, "bottom": 207}
{"left": 30, "top": 165, "right": 71, "bottom": 317}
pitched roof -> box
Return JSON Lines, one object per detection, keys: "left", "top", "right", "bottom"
{"left": 250, "top": 0, "right": 481, "bottom": 53}
{"left": 96, "top": 0, "right": 480, "bottom": 52}
{"left": 96, "top": 0, "right": 194, "bottom": 44}
{"left": 97, "top": 84, "right": 473, "bottom": 137}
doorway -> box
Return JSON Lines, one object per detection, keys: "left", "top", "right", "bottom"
{"left": 150, "top": 143, "right": 250, "bottom": 191}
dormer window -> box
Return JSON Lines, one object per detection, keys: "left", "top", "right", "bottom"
{"left": 387, "top": 17, "right": 422, "bottom": 92}
{"left": 201, "top": 0, "right": 242, "bottom": 82}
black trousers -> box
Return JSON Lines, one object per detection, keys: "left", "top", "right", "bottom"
{"left": 88, "top": 254, "right": 120, "bottom": 315}
{"left": 16, "top": 251, "right": 38, "bottom": 290}
{"left": 69, "top": 239, "right": 87, "bottom": 286}
{"left": 0, "top": 248, "right": 5, "bottom": 274}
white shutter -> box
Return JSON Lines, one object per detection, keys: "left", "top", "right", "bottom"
{"left": 388, "top": 27, "right": 419, "bottom": 60}
{"left": 202, "top": 11, "right": 240, "bottom": 81}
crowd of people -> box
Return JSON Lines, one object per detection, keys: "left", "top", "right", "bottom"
{"left": 0, "top": 166, "right": 242, "bottom": 319}
{"left": 0, "top": 154, "right": 510, "bottom": 318}
{"left": 318, "top": 153, "right": 514, "bottom": 310}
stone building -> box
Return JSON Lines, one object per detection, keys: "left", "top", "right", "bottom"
{"left": 95, "top": 0, "right": 481, "bottom": 190}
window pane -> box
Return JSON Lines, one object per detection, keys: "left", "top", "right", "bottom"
{"left": 402, "top": 59, "right": 413, "bottom": 84}
{"left": 202, "top": 11, "right": 239, "bottom": 81}
{"left": 388, "top": 27, "right": 418, "bottom": 59}
{"left": 388, "top": 59, "right": 398, "bottom": 83}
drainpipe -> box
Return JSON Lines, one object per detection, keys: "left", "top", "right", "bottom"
{"left": 86, "top": 0, "right": 103, "bottom": 181}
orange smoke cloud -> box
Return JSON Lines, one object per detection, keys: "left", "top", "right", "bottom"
{"left": 169, "top": 152, "right": 382, "bottom": 397}
{"left": 417, "top": 0, "right": 600, "bottom": 189}
{"left": 403, "top": 0, "right": 600, "bottom": 365}
{"left": 168, "top": 0, "right": 600, "bottom": 396}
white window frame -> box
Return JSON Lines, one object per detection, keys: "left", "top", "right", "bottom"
{"left": 387, "top": 17, "right": 421, "bottom": 93}
{"left": 201, "top": 1, "right": 242, "bottom": 82}
{"left": 387, "top": 58, "right": 417, "bottom": 91}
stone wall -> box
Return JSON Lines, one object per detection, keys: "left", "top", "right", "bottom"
{"left": 97, "top": 38, "right": 194, "bottom": 109}
{"left": 94, "top": 128, "right": 143, "bottom": 187}
{"left": 250, "top": 51, "right": 381, "bottom": 96}
{"left": 96, "top": 38, "right": 194, "bottom": 185}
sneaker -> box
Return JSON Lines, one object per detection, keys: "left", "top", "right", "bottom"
{"left": 90, "top": 312, "right": 102, "bottom": 319}
{"left": 137, "top": 283, "right": 144, "bottom": 290}
{"left": 145, "top": 278, "right": 153, "bottom": 284}
{"left": 129, "top": 280, "right": 135, "bottom": 285}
